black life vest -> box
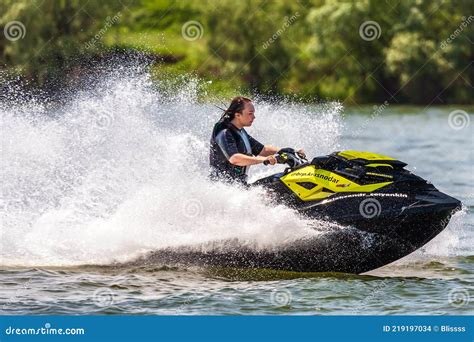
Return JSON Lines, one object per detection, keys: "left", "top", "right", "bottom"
{"left": 209, "top": 121, "right": 252, "bottom": 183}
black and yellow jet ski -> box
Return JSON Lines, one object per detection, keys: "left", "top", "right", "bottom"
{"left": 143, "top": 149, "right": 461, "bottom": 274}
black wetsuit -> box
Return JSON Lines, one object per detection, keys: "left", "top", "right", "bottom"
{"left": 209, "top": 122, "right": 264, "bottom": 184}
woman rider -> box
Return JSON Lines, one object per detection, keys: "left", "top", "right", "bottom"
{"left": 209, "top": 96, "right": 304, "bottom": 184}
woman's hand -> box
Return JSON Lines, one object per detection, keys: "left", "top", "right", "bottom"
{"left": 264, "top": 155, "right": 277, "bottom": 165}
{"left": 296, "top": 149, "right": 306, "bottom": 159}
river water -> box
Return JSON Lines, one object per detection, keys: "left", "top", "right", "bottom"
{"left": 1, "top": 71, "right": 472, "bottom": 315}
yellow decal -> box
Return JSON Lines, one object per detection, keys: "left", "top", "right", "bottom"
{"left": 366, "top": 172, "right": 393, "bottom": 179}
{"left": 338, "top": 150, "right": 396, "bottom": 161}
{"left": 281, "top": 165, "right": 392, "bottom": 201}
{"left": 366, "top": 163, "right": 394, "bottom": 168}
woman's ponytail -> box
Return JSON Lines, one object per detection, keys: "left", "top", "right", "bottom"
{"left": 219, "top": 96, "right": 252, "bottom": 124}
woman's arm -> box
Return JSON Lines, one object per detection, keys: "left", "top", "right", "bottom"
{"left": 260, "top": 146, "right": 307, "bottom": 158}
{"left": 229, "top": 153, "right": 276, "bottom": 166}
{"left": 258, "top": 145, "right": 280, "bottom": 157}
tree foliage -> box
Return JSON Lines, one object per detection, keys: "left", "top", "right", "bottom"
{"left": 1, "top": 0, "right": 472, "bottom": 104}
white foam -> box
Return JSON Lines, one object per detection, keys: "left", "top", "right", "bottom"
{"left": 0, "top": 71, "right": 342, "bottom": 266}
{"left": 2, "top": 70, "right": 469, "bottom": 268}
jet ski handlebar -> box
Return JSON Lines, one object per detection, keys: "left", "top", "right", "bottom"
{"left": 263, "top": 148, "right": 308, "bottom": 168}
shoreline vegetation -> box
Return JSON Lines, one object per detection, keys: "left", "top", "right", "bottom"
{"left": 1, "top": 0, "right": 472, "bottom": 105}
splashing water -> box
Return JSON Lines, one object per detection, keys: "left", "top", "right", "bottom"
{"left": 0, "top": 70, "right": 344, "bottom": 267}
{"left": 1, "top": 69, "right": 472, "bottom": 316}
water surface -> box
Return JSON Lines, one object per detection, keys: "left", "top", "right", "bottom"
{"left": 1, "top": 74, "right": 472, "bottom": 314}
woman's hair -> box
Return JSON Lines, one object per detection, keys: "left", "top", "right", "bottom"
{"left": 220, "top": 96, "right": 252, "bottom": 123}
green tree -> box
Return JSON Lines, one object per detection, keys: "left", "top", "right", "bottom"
{"left": 1, "top": 0, "right": 125, "bottom": 86}
{"left": 384, "top": 0, "right": 473, "bottom": 104}
{"left": 302, "top": 0, "right": 393, "bottom": 103}
{"left": 202, "top": 0, "right": 305, "bottom": 95}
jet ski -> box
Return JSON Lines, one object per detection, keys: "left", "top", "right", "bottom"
{"left": 141, "top": 149, "right": 462, "bottom": 274}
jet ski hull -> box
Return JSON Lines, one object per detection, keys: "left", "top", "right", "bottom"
{"left": 301, "top": 190, "right": 461, "bottom": 245}
{"left": 140, "top": 150, "right": 462, "bottom": 274}
{"left": 140, "top": 194, "right": 460, "bottom": 274}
